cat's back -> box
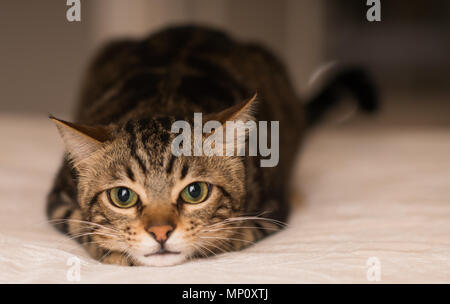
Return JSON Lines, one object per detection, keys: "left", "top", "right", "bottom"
{"left": 76, "top": 25, "right": 303, "bottom": 128}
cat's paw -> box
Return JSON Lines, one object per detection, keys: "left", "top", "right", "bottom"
{"left": 99, "top": 251, "right": 135, "bottom": 266}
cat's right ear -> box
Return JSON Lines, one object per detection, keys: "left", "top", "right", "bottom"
{"left": 49, "top": 116, "right": 111, "bottom": 164}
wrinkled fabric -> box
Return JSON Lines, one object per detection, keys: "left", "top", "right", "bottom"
{"left": 1, "top": 115, "right": 449, "bottom": 283}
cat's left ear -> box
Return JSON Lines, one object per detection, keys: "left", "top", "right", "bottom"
{"left": 210, "top": 92, "right": 258, "bottom": 124}
{"left": 49, "top": 116, "right": 111, "bottom": 164}
{"left": 203, "top": 93, "right": 258, "bottom": 156}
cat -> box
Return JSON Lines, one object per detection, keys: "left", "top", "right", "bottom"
{"left": 47, "top": 25, "right": 377, "bottom": 266}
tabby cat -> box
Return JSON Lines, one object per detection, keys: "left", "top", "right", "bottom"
{"left": 47, "top": 25, "right": 377, "bottom": 266}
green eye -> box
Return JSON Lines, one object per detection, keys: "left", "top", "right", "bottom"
{"left": 180, "top": 182, "right": 209, "bottom": 204}
{"left": 108, "top": 187, "right": 139, "bottom": 208}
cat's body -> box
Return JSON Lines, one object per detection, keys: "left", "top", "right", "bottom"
{"left": 47, "top": 25, "right": 376, "bottom": 266}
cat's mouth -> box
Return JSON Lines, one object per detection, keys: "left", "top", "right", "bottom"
{"left": 144, "top": 248, "right": 181, "bottom": 257}
{"left": 137, "top": 248, "right": 187, "bottom": 267}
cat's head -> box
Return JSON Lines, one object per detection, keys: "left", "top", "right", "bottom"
{"left": 51, "top": 95, "right": 257, "bottom": 266}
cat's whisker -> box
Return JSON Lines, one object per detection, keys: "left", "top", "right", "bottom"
{"left": 68, "top": 231, "right": 121, "bottom": 240}
{"left": 232, "top": 216, "right": 288, "bottom": 226}
{"left": 50, "top": 223, "right": 123, "bottom": 242}
{"left": 53, "top": 239, "right": 112, "bottom": 253}
{"left": 197, "top": 239, "right": 230, "bottom": 255}
{"left": 197, "top": 239, "right": 221, "bottom": 253}
{"left": 189, "top": 243, "right": 210, "bottom": 259}
{"left": 194, "top": 241, "right": 218, "bottom": 257}
{"left": 202, "top": 231, "right": 248, "bottom": 239}
{"left": 199, "top": 227, "right": 251, "bottom": 240}
{"left": 55, "top": 231, "right": 122, "bottom": 250}
{"left": 189, "top": 244, "right": 205, "bottom": 259}
{"left": 80, "top": 240, "right": 113, "bottom": 247}
{"left": 236, "top": 210, "right": 274, "bottom": 218}
{"left": 52, "top": 231, "right": 122, "bottom": 253}
{"left": 201, "top": 225, "right": 280, "bottom": 233}
{"left": 48, "top": 219, "right": 121, "bottom": 233}
{"left": 121, "top": 247, "right": 135, "bottom": 266}
{"left": 209, "top": 216, "right": 288, "bottom": 228}
{"left": 199, "top": 235, "right": 255, "bottom": 245}
{"left": 213, "top": 238, "right": 235, "bottom": 252}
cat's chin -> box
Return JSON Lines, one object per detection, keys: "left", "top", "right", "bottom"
{"left": 134, "top": 252, "right": 187, "bottom": 267}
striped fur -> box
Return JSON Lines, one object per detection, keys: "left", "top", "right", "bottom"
{"left": 47, "top": 25, "right": 376, "bottom": 266}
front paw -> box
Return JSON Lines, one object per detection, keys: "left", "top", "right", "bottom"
{"left": 99, "top": 251, "right": 135, "bottom": 266}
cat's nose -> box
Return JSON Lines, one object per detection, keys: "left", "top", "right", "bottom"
{"left": 146, "top": 224, "right": 175, "bottom": 243}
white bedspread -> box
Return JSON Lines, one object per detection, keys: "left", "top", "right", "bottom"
{"left": 1, "top": 114, "right": 449, "bottom": 283}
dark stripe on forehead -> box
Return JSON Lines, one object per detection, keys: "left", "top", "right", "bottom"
{"left": 125, "top": 121, "right": 148, "bottom": 174}
{"left": 156, "top": 116, "right": 173, "bottom": 132}
{"left": 166, "top": 155, "right": 176, "bottom": 174}
{"left": 180, "top": 164, "right": 189, "bottom": 179}
{"left": 160, "top": 132, "right": 170, "bottom": 145}
{"left": 136, "top": 118, "right": 151, "bottom": 133}
{"left": 126, "top": 166, "right": 135, "bottom": 182}
{"left": 138, "top": 118, "right": 167, "bottom": 156}
{"left": 141, "top": 131, "right": 151, "bottom": 149}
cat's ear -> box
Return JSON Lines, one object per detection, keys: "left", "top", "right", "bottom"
{"left": 49, "top": 116, "right": 111, "bottom": 164}
{"left": 203, "top": 93, "right": 258, "bottom": 156}
{"left": 212, "top": 92, "right": 258, "bottom": 124}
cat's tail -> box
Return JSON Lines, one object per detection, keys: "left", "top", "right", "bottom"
{"left": 305, "top": 66, "right": 379, "bottom": 127}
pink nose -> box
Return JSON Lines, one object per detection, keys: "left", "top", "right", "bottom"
{"left": 146, "top": 225, "right": 174, "bottom": 243}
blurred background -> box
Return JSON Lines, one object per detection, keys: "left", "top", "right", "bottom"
{"left": 0, "top": 0, "right": 449, "bottom": 124}
{"left": 1, "top": 1, "right": 450, "bottom": 283}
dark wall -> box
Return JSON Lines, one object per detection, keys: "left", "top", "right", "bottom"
{"left": 0, "top": 0, "right": 95, "bottom": 115}
{"left": 323, "top": 0, "right": 450, "bottom": 92}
